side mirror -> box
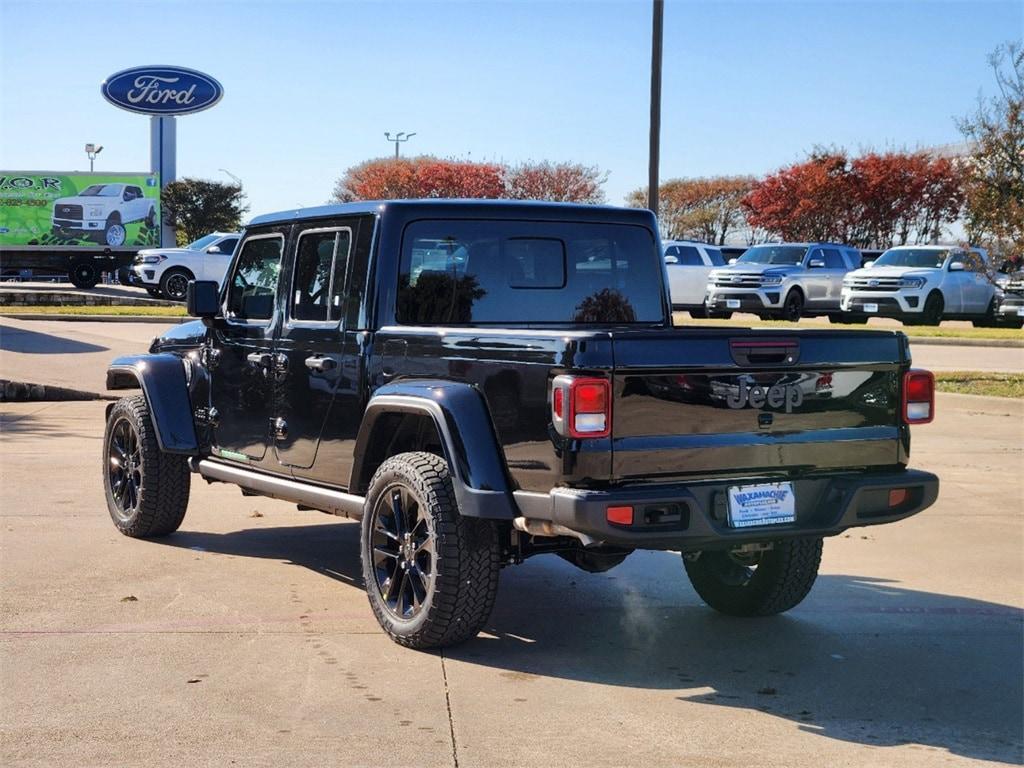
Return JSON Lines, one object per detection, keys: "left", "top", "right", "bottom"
{"left": 728, "top": 258, "right": 737, "bottom": 265}
{"left": 808, "top": 259, "right": 825, "bottom": 269}
{"left": 206, "top": 246, "right": 221, "bottom": 254}
{"left": 187, "top": 280, "right": 220, "bottom": 322}
{"left": 664, "top": 255, "right": 679, "bottom": 265}
{"left": 864, "top": 260, "right": 875, "bottom": 268}
{"left": 949, "top": 262, "right": 965, "bottom": 272}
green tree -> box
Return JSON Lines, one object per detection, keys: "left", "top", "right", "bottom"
{"left": 957, "top": 42, "right": 1024, "bottom": 258}
{"left": 162, "top": 178, "right": 249, "bottom": 245}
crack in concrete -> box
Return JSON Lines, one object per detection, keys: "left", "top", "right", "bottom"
{"left": 440, "top": 650, "right": 459, "bottom": 768}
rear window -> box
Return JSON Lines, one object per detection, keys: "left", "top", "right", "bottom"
{"left": 397, "top": 220, "right": 663, "bottom": 324}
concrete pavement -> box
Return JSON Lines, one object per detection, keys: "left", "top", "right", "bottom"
{"left": 1, "top": 394, "right": 1021, "bottom": 767}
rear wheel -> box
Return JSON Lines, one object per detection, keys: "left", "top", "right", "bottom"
{"left": 68, "top": 261, "right": 99, "bottom": 289}
{"left": 683, "top": 538, "right": 823, "bottom": 616}
{"left": 103, "top": 395, "right": 190, "bottom": 538}
{"left": 361, "top": 452, "right": 500, "bottom": 649}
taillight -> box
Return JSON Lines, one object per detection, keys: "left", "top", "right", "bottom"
{"left": 902, "top": 369, "right": 935, "bottom": 424}
{"left": 551, "top": 375, "right": 612, "bottom": 438}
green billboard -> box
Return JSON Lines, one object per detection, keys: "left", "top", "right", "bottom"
{"left": 0, "top": 171, "right": 161, "bottom": 248}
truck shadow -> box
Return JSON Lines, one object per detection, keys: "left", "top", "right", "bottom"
{"left": 0, "top": 323, "right": 108, "bottom": 354}
{"left": 164, "top": 520, "right": 1023, "bottom": 765}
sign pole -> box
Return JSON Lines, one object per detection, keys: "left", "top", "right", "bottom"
{"left": 150, "top": 116, "right": 176, "bottom": 247}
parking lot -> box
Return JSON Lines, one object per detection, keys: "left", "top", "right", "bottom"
{"left": 1, "top": 318, "right": 1022, "bottom": 767}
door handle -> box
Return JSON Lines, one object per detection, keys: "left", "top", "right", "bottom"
{"left": 304, "top": 355, "right": 336, "bottom": 373}
{"left": 246, "top": 352, "right": 272, "bottom": 368}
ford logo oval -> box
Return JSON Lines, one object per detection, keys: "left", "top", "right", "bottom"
{"left": 868, "top": 279, "right": 879, "bottom": 286}
{"left": 101, "top": 66, "right": 223, "bottom": 116}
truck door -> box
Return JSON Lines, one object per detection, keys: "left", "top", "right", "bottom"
{"left": 964, "top": 250, "right": 993, "bottom": 314}
{"left": 803, "top": 247, "right": 831, "bottom": 306}
{"left": 820, "top": 247, "right": 848, "bottom": 307}
{"left": 271, "top": 222, "right": 356, "bottom": 471}
{"left": 944, "top": 251, "right": 969, "bottom": 313}
{"left": 208, "top": 231, "right": 286, "bottom": 463}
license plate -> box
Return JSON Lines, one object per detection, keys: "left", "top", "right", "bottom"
{"left": 863, "top": 302, "right": 879, "bottom": 313}
{"left": 726, "top": 299, "right": 741, "bottom": 309}
{"left": 727, "top": 482, "right": 796, "bottom": 528}
{"left": 1017, "top": 308, "right": 1024, "bottom": 317}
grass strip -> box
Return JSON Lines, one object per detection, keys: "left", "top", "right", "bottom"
{"left": 934, "top": 371, "right": 1024, "bottom": 398}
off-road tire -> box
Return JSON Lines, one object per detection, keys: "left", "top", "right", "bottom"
{"left": 69, "top": 261, "right": 99, "bottom": 289}
{"left": 102, "top": 395, "right": 190, "bottom": 538}
{"left": 683, "top": 538, "right": 823, "bottom": 616}
{"left": 361, "top": 452, "right": 500, "bottom": 649}
{"left": 160, "top": 268, "right": 194, "bottom": 302}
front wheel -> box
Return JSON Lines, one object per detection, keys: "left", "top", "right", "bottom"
{"left": 921, "top": 292, "right": 944, "bottom": 326}
{"left": 361, "top": 452, "right": 500, "bottom": 649}
{"left": 160, "top": 268, "right": 193, "bottom": 302}
{"left": 683, "top": 538, "right": 823, "bottom": 616}
{"left": 781, "top": 290, "right": 804, "bottom": 322}
{"left": 103, "top": 395, "right": 190, "bottom": 538}
{"left": 104, "top": 216, "right": 126, "bottom": 247}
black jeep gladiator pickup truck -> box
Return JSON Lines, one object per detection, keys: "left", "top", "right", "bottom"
{"left": 102, "top": 200, "right": 939, "bottom": 649}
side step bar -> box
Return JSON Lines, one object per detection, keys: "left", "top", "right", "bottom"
{"left": 194, "top": 459, "right": 365, "bottom": 519}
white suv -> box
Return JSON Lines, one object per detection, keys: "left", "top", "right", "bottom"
{"left": 52, "top": 183, "right": 156, "bottom": 246}
{"left": 663, "top": 240, "right": 727, "bottom": 316}
{"left": 126, "top": 232, "right": 240, "bottom": 301}
{"left": 841, "top": 245, "right": 997, "bottom": 325}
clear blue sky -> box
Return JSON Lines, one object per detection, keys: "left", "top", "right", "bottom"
{"left": 1, "top": 0, "right": 1021, "bottom": 217}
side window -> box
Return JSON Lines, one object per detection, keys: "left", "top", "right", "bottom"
{"left": 226, "top": 235, "right": 284, "bottom": 321}
{"left": 290, "top": 228, "right": 352, "bottom": 323}
{"left": 949, "top": 251, "right": 966, "bottom": 270}
{"left": 122, "top": 187, "right": 132, "bottom": 201}
{"left": 665, "top": 246, "right": 679, "bottom": 257}
{"left": 130, "top": 186, "right": 142, "bottom": 199}
{"left": 675, "top": 245, "right": 704, "bottom": 266}
{"left": 966, "top": 251, "right": 986, "bottom": 273}
{"left": 706, "top": 248, "right": 725, "bottom": 267}
{"left": 823, "top": 248, "right": 845, "bottom": 269}
{"left": 216, "top": 237, "right": 239, "bottom": 254}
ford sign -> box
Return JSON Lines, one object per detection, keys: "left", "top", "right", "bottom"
{"left": 101, "top": 66, "right": 223, "bottom": 116}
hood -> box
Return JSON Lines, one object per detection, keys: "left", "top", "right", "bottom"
{"left": 54, "top": 195, "right": 113, "bottom": 206}
{"left": 710, "top": 263, "right": 802, "bottom": 278}
{"left": 846, "top": 265, "right": 937, "bottom": 280}
{"left": 136, "top": 247, "right": 193, "bottom": 258}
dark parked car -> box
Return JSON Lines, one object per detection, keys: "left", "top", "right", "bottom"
{"left": 102, "top": 200, "right": 939, "bottom": 648}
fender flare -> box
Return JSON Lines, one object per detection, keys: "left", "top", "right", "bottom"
{"left": 351, "top": 380, "right": 516, "bottom": 520}
{"left": 106, "top": 354, "right": 198, "bottom": 454}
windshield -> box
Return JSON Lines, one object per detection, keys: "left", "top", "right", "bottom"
{"left": 875, "top": 248, "right": 949, "bottom": 269}
{"left": 736, "top": 245, "right": 807, "bottom": 265}
{"left": 187, "top": 234, "right": 221, "bottom": 251}
{"left": 78, "top": 184, "right": 121, "bottom": 197}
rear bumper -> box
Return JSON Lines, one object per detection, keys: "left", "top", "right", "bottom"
{"left": 513, "top": 468, "right": 939, "bottom": 551}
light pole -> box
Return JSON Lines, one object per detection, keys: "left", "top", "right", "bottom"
{"left": 85, "top": 143, "right": 103, "bottom": 172}
{"left": 648, "top": 0, "right": 664, "bottom": 214}
{"left": 385, "top": 131, "right": 417, "bottom": 159}
{"left": 218, "top": 168, "right": 243, "bottom": 187}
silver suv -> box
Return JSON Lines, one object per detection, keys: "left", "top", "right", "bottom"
{"left": 706, "top": 243, "right": 861, "bottom": 321}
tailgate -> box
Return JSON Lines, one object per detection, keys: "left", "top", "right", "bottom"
{"left": 611, "top": 329, "right": 908, "bottom": 481}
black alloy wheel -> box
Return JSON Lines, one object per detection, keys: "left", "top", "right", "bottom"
{"left": 781, "top": 290, "right": 804, "bottom": 322}
{"left": 108, "top": 416, "right": 143, "bottom": 521}
{"left": 369, "top": 482, "right": 436, "bottom": 620}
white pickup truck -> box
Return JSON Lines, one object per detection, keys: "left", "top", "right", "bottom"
{"left": 51, "top": 183, "right": 156, "bottom": 246}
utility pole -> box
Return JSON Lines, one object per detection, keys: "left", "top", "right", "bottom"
{"left": 385, "top": 131, "right": 417, "bottom": 158}
{"left": 648, "top": 0, "right": 664, "bottom": 214}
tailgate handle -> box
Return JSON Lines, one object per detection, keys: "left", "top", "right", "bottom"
{"left": 730, "top": 339, "right": 800, "bottom": 366}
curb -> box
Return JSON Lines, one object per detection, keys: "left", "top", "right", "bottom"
{"left": 0, "top": 313, "right": 191, "bottom": 324}
{"left": 907, "top": 336, "right": 1023, "bottom": 348}
{"left": 0, "top": 379, "right": 114, "bottom": 402}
